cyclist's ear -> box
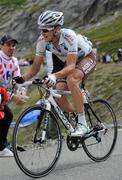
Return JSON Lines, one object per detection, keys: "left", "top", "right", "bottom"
{"left": 53, "top": 26, "right": 61, "bottom": 35}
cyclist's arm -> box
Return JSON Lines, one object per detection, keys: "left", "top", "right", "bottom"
{"left": 54, "top": 53, "right": 77, "bottom": 79}
{"left": 22, "top": 55, "right": 44, "bottom": 81}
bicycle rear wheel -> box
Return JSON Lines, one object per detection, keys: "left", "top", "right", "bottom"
{"left": 12, "top": 104, "right": 62, "bottom": 178}
{"left": 82, "top": 99, "right": 117, "bottom": 162}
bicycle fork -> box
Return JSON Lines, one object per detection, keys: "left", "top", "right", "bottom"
{"left": 41, "top": 112, "right": 49, "bottom": 141}
{"left": 33, "top": 110, "right": 49, "bottom": 143}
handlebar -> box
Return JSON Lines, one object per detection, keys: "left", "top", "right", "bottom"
{"left": 32, "top": 79, "right": 43, "bottom": 85}
{"left": 13, "top": 78, "right": 88, "bottom": 100}
{"left": 12, "top": 79, "right": 63, "bottom": 98}
{"left": 12, "top": 78, "right": 72, "bottom": 99}
{"left": 32, "top": 79, "right": 62, "bottom": 98}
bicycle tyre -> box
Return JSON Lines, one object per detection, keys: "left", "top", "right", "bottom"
{"left": 82, "top": 99, "right": 117, "bottom": 162}
{"left": 12, "top": 104, "right": 62, "bottom": 178}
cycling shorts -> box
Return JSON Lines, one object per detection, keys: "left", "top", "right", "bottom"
{"left": 76, "top": 51, "right": 96, "bottom": 78}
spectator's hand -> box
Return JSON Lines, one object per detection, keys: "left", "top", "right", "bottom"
{"left": 12, "top": 95, "right": 26, "bottom": 105}
{"left": 13, "top": 76, "right": 25, "bottom": 84}
{"left": 44, "top": 74, "right": 56, "bottom": 87}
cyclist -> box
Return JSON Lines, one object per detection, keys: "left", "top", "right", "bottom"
{"left": 15, "top": 11, "right": 96, "bottom": 137}
{"left": 0, "top": 35, "right": 25, "bottom": 157}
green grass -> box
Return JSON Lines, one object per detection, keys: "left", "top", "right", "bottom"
{"left": 0, "top": 0, "right": 26, "bottom": 6}
{"left": 82, "top": 15, "right": 122, "bottom": 54}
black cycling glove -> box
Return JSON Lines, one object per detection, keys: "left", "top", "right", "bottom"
{"left": 13, "top": 76, "right": 25, "bottom": 84}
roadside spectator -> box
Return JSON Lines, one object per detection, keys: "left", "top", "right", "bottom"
{"left": 102, "top": 52, "right": 106, "bottom": 63}
{"left": 19, "top": 58, "right": 29, "bottom": 66}
{"left": 117, "top": 48, "right": 122, "bottom": 62}
{"left": 0, "top": 35, "right": 25, "bottom": 157}
{"left": 106, "top": 53, "right": 112, "bottom": 63}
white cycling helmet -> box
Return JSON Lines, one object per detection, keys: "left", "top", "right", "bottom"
{"left": 38, "top": 10, "right": 64, "bottom": 29}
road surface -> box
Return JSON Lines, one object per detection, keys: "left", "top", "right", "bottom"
{"left": 0, "top": 129, "right": 122, "bottom": 180}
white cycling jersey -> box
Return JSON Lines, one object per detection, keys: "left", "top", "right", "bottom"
{"left": 0, "top": 50, "right": 21, "bottom": 89}
{"left": 36, "top": 28, "right": 93, "bottom": 63}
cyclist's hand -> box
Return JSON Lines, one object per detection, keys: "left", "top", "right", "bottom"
{"left": 13, "top": 76, "right": 25, "bottom": 84}
{"left": 12, "top": 95, "right": 26, "bottom": 105}
{"left": 44, "top": 74, "right": 56, "bottom": 87}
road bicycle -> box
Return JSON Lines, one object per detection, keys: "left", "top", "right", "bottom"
{"left": 12, "top": 79, "right": 117, "bottom": 178}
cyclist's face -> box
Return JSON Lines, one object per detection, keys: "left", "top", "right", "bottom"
{"left": 41, "top": 29, "right": 54, "bottom": 42}
{"left": 2, "top": 41, "right": 17, "bottom": 57}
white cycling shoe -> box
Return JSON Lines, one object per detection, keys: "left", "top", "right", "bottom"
{"left": 0, "top": 148, "right": 13, "bottom": 157}
{"left": 71, "top": 124, "right": 89, "bottom": 137}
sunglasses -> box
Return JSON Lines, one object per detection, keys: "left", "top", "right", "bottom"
{"left": 41, "top": 27, "right": 54, "bottom": 33}
{"left": 41, "top": 29, "right": 50, "bottom": 33}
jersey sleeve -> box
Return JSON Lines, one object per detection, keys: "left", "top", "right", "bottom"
{"left": 77, "top": 34, "right": 93, "bottom": 57}
{"left": 36, "top": 35, "right": 47, "bottom": 56}
{"left": 64, "top": 30, "right": 78, "bottom": 55}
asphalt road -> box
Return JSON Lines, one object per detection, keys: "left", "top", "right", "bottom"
{"left": 0, "top": 129, "right": 122, "bottom": 180}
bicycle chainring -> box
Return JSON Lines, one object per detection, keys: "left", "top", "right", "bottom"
{"left": 66, "top": 135, "right": 80, "bottom": 151}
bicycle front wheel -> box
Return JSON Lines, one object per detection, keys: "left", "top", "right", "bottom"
{"left": 82, "top": 99, "right": 117, "bottom": 162}
{"left": 12, "top": 104, "right": 62, "bottom": 178}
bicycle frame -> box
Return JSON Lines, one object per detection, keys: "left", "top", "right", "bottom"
{"left": 39, "top": 89, "right": 75, "bottom": 133}
{"left": 11, "top": 79, "right": 88, "bottom": 133}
